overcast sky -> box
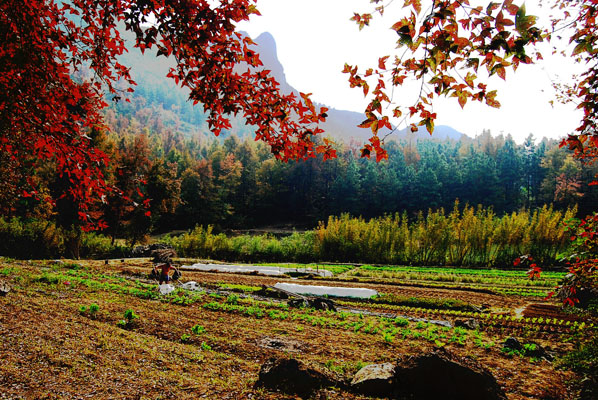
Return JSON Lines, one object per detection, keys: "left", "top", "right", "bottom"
{"left": 237, "top": 0, "right": 584, "bottom": 143}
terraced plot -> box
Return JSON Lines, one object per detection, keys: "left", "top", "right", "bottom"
{"left": 0, "top": 258, "right": 594, "bottom": 399}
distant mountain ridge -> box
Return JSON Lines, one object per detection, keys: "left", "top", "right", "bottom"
{"left": 114, "top": 28, "right": 465, "bottom": 144}
{"left": 252, "top": 32, "right": 465, "bottom": 143}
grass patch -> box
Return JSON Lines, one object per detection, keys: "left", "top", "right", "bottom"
{"left": 371, "top": 294, "right": 477, "bottom": 312}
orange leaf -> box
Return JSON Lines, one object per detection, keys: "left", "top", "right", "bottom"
{"left": 378, "top": 56, "right": 390, "bottom": 70}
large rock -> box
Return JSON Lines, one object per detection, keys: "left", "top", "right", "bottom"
{"left": 351, "top": 363, "right": 395, "bottom": 397}
{"left": 503, "top": 337, "right": 552, "bottom": 361}
{"left": 255, "top": 357, "right": 338, "bottom": 397}
{"left": 392, "top": 348, "right": 506, "bottom": 400}
{"left": 288, "top": 297, "right": 337, "bottom": 311}
{"left": 0, "top": 282, "right": 10, "bottom": 296}
{"left": 503, "top": 337, "right": 523, "bottom": 351}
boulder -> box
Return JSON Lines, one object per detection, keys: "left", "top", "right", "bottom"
{"left": 503, "top": 337, "right": 523, "bottom": 351}
{"left": 255, "top": 357, "right": 337, "bottom": 397}
{"left": 392, "top": 348, "right": 507, "bottom": 400}
{"left": 351, "top": 363, "right": 395, "bottom": 397}
{"left": 503, "top": 338, "right": 552, "bottom": 361}
{"left": 455, "top": 318, "right": 480, "bottom": 330}
{"left": 524, "top": 342, "right": 553, "bottom": 361}
{"left": 0, "top": 282, "right": 10, "bottom": 296}
{"left": 288, "top": 297, "right": 337, "bottom": 311}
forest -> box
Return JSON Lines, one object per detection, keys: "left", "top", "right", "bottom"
{"left": 1, "top": 108, "right": 596, "bottom": 262}
{"left": 5, "top": 98, "right": 598, "bottom": 234}
{"left": 1, "top": 65, "right": 596, "bottom": 261}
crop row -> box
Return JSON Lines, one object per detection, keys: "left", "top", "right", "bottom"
{"left": 331, "top": 274, "right": 552, "bottom": 297}
{"left": 27, "top": 267, "right": 498, "bottom": 350}
{"left": 28, "top": 266, "right": 593, "bottom": 338}
{"left": 201, "top": 298, "right": 498, "bottom": 350}
{"left": 338, "top": 300, "right": 595, "bottom": 333}
{"left": 349, "top": 271, "right": 559, "bottom": 288}
{"left": 356, "top": 264, "right": 566, "bottom": 279}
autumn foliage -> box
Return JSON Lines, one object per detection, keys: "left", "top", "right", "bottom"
{"left": 347, "top": 0, "right": 542, "bottom": 161}
{"left": 0, "top": 0, "right": 331, "bottom": 227}
{"left": 347, "top": 0, "right": 598, "bottom": 304}
{"left": 347, "top": 0, "right": 598, "bottom": 167}
{"left": 554, "top": 213, "right": 598, "bottom": 306}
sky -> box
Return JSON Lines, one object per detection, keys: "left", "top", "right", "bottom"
{"left": 237, "top": 0, "right": 584, "bottom": 143}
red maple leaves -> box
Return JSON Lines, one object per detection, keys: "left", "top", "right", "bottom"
{"left": 1, "top": 0, "right": 332, "bottom": 228}
{"left": 345, "top": 0, "right": 562, "bottom": 160}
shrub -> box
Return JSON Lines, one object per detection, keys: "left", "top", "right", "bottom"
{"left": 118, "top": 309, "right": 139, "bottom": 329}
{"left": 80, "top": 233, "right": 129, "bottom": 259}
{"left": 313, "top": 202, "right": 575, "bottom": 267}
{"left": 89, "top": 303, "right": 99, "bottom": 315}
{"left": 0, "top": 217, "right": 64, "bottom": 259}
{"left": 0, "top": 217, "right": 130, "bottom": 259}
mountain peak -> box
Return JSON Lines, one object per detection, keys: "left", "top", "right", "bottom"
{"left": 255, "top": 32, "right": 277, "bottom": 53}
{"left": 251, "top": 32, "right": 293, "bottom": 94}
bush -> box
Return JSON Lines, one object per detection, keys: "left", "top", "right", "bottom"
{"left": 557, "top": 336, "right": 598, "bottom": 399}
{"left": 162, "top": 203, "right": 574, "bottom": 267}
{"left": 313, "top": 203, "right": 575, "bottom": 267}
{"left": 0, "top": 217, "right": 64, "bottom": 258}
{"left": 80, "top": 233, "right": 129, "bottom": 259}
{"left": 0, "top": 217, "right": 130, "bottom": 259}
{"left": 164, "top": 226, "right": 317, "bottom": 263}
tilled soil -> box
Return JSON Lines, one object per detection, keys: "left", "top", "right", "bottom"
{"left": 0, "top": 258, "right": 586, "bottom": 400}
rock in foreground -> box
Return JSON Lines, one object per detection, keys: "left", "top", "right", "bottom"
{"left": 255, "top": 357, "right": 338, "bottom": 397}
{"left": 350, "top": 362, "right": 395, "bottom": 396}
{"left": 392, "top": 348, "right": 507, "bottom": 400}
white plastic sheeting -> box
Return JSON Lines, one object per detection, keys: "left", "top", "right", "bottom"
{"left": 274, "top": 283, "right": 377, "bottom": 299}
{"left": 180, "top": 281, "right": 203, "bottom": 291}
{"left": 158, "top": 284, "right": 176, "bottom": 295}
{"left": 181, "top": 263, "right": 332, "bottom": 277}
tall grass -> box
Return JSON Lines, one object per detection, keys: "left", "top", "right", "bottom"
{"left": 162, "top": 226, "right": 316, "bottom": 263}
{"left": 2, "top": 203, "right": 574, "bottom": 267}
{"left": 314, "top": 203, "right": 576, "bottom": 267}
{"left": 165, "top": 203, "right": 575, "bottom": 267}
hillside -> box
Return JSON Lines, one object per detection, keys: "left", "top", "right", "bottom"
{"left": 251, "top": 32, "right": 465, "bottom": 143}
{"left": 110, "top": 30, "right": 465, "bottom": 144}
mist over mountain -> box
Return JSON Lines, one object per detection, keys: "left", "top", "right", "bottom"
{"left": 111, "top": 29, "right": 465, "bottom": 144}
{"left": 251, "top": 32, "right": 465, "bottom": 143}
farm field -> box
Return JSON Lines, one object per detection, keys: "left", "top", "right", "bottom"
{"left": 0, "top": 257, "right": 595, "bottom": 399}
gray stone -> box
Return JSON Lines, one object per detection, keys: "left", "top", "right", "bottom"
{"left": 503, "top": 337, "right": 523, "bottom": 351}
{"left": 0, "top": 282, "right": 10, "bottom": 296}
{"left": 351, "top": 363, "right": 395, "bottom": 397}
{"left": 524, "top": 342, "right": 553, "bottom": 361}
{"left": 455, "top": 318, "right": 481, "bottom": 330}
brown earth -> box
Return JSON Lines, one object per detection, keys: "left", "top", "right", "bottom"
{"left": 0, "top": 258, "right": 588, "bottom": 399}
